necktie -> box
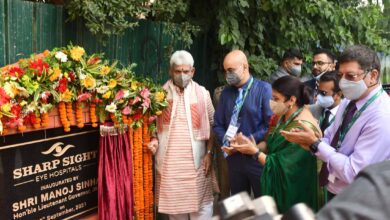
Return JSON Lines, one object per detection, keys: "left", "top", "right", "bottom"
{"left": 223, "top": 88, "right": 244, "bottom": 147}
{"left": 319, "top": 101, "right": 357, "bottom": 186}
{"left": 320, "top": 109, "right": 331, "bottom": 133}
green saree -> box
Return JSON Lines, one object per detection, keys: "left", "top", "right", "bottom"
{"left": 261, "top": 120, "right": 318, "bottom": 213}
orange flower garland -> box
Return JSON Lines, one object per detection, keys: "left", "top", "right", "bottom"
{"left": 40, "top": 112, "right": 49, "bottom": 127}
{"left": 32, "top": 114, "right": 41, "bottom": 129}
{"left": 76, "top": 101, "right": 84, "bottom": 128}
{"left": 132, "top": 122, "right": 145, "bottom": 219}
{"left": 89, "top": 103, "right": 98, "bottom": 128}
{"left": 66, "top": 102, "right": 75, "bottom": 125}
{"left": 142, "top": 116, "right": 154, "bottom": 220}
{"left": 59, "top": 101, "right": 71, "bottom": 132}
{"left": 121, "top": 114, "right": 129, "bottom": 125}
{"left": 17, "top": 119, "right": 26, "bottom": 133}
{"left": 110, "top": 113, "right": 119, "bottom": 128}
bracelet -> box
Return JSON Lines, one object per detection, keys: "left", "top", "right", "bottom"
{"left": 207, "top": 149, "right": 213, "bottom": 155}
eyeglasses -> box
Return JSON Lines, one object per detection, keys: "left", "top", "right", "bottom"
{"left": 339, "top": 70, "right": 370, "bottom": 81}
{"left": 312, "top": 61, "right": 333, "bottom": 67}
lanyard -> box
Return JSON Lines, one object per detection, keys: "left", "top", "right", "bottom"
{"left": 271, "top": 107, "right": 304, "bottom": 138}
{"left": 336, "top": 88, "right": 384, "bottom": 150}
{"left": 235, "top": 76, "right": 254, "bottom": 116}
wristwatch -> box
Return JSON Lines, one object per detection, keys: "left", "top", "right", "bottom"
{"left": 252, "top": 149, "right": 261, "bottom": 161}
{"left": 309, "top": 139, "right": 321, "bottom": 154}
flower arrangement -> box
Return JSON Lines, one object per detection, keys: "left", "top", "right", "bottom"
{"left": 0, "top": 45, "right": 168, "bottom": 134}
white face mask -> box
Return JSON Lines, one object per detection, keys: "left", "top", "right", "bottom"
{"left": 269, "top": 100, "right": 289, "bottom": 116}
{"left": 316, "top": 94, "right": 334, "bottom": 108}
{"left": 315, "top": 71, "right": 327, "bottom": 81}
{"left": 339, "top": 78, "right": 368, "bottom": 100}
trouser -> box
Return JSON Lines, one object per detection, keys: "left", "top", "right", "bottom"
{"left": 168, "top": 202, "right": 213, "bottom": 220}
{"left": 216, "top": 146, "right": 230, "bottom": 200}
{"left": 226, "top": 153, "right": 262, "bottom": 198}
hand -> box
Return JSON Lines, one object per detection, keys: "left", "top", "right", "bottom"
{"left": 230, "top": 133, "right": 258, "bottom": 155}
{"left": 221, "top": 146, "right": 237, "bottom": 156}
{"left": 147, "top": 137, "right": 158, "bottom": 155}
{"left": 279, "top": 120, "right": 319, "bottom": 151}
{"left": 202, "top": 153, "right": 212, "bottom": 176}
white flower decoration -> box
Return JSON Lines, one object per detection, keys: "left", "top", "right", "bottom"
{"left": 96, "top": 86, "right": 109, "bottom": 94}
{"left": 55, "top": 51, "right": 68, "bottom": 63}
{"left": 105, "top": 102, "right": 117, "bottom": 113}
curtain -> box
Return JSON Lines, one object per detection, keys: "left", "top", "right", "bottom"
{"left": 98, "top": 125, "right": 133, "bottom": 220}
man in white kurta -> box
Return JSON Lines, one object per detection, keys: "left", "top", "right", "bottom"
{"left": 148, "top": 50, "right": 215, "bottom": 220}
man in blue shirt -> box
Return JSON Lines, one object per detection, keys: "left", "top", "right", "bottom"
{"left": 213, "top": 50, "right": 272, "bottom": 198}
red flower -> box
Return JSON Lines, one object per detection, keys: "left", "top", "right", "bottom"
{"left": 41, "top": 91, "right": 51, "bottom": 102}
{"left": 9, "top": 104, "right": 22, "bottom": 122}
{"left": 29, "top": 59, "right": 49, "bottom": 76}
{"left": 87, "top": 57, "right": 100, "bottom": 65}
{"left": 8, "top": 67, "right": 24, "bottom": 78}
{"left": 0, "top": 88, "right": 10, "bottom": 105}
{"left": 77, "top": 93, "right": 92, "bottom": 102}
{"left": 56, "top": 77, "right": 68, "bottom": 93}
{"left": 68, "top": 71, "right": 76, "bottom": 81}
{"left": 133, "top": 110, "right": 143, "bottom": 121}
{"left": 92, "top": 98, "right": 103, "bottom": 103}
{"left": 25, "top": 113, "right": 36, "bottom": 125}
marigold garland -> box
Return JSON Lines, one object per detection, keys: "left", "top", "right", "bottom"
{"left": 17, "top": 119, "right": 26, "bottom": 133}
{"left": 76, "top": 101, "right": 84, "bottom": 128}
{"left": 66, "top": 102, "right": 75, "bottom": 125}
{"left": 142, "top": 115, "right": 154, "bottom": 220}
{"left": 32, "top": 114, "right": 41, "bottom": 129}
{"left": 40, "top": 112, "right": 49, "bottom": 127}
{"left": 110, "top": 113, "right": 119, "bottom": 128}
{"left": 121, "top": 114, "right": 129, "bottom": 125}
{"left": 132, "top": 120, "right": 145, "bottom": 220}
{"left": 89, "top": 103, "right": 98, "bottom": 128}
{"left": 59, "top": 101, "right": 71, "bottom": 132}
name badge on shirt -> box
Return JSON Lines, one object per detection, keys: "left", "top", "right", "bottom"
{"left": 328, "top": 174, "right": 336, "bottom": 183}
{"left": 225, "top": 123, "right": 240, "bottom": 140}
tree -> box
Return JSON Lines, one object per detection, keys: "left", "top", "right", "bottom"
{"left": 47, "top": 0, "right": 389, "bottom": 80}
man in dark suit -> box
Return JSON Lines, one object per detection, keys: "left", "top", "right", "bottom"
{"left": 309, "top": 71, "right": 343, "bottom": 133}
{"left": 304, "top": 48, "right": 336, "bottom": 99}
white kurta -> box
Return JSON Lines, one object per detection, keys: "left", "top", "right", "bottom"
{"left": 156, "top": 91, "right": 214, "bottom": 215}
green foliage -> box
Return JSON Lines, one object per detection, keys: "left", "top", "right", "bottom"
{"left": 59, "top": 0, "right": 390, "bottom": 81}
{"left": 65, "top": 0, "right": 149, "bottom": 37}
{"left": 214, "top": 0, "right": 389, "bottom": 79}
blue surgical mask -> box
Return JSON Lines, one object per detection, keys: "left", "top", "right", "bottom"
{"left": 316, "top": 94, "right": 334, "bottom": 108}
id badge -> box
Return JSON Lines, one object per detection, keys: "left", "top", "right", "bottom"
{"left": 223, "top": 121, "right": 240, "bottom": 158}
{"left": 328, "top": 174, "right": 336, "bottom": 183}
{"left": 225, "top": 121, "right": 240, "bottom": 140}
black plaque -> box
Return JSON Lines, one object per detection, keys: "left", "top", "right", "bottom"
{"left": 0, "top": 127, "right": 99, "bottom": 220}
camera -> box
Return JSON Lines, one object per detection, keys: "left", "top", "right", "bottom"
{"left": 213, "top": 192, "right": 315, "bottom": 220}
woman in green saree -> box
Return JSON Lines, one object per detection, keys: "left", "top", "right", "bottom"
{"left": 231, "top": 76, "right": 320, "bottom": 213}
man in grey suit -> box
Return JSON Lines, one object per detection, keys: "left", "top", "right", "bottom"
{"left": 267, "top": 48, "right": 303, "bottom": 83}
